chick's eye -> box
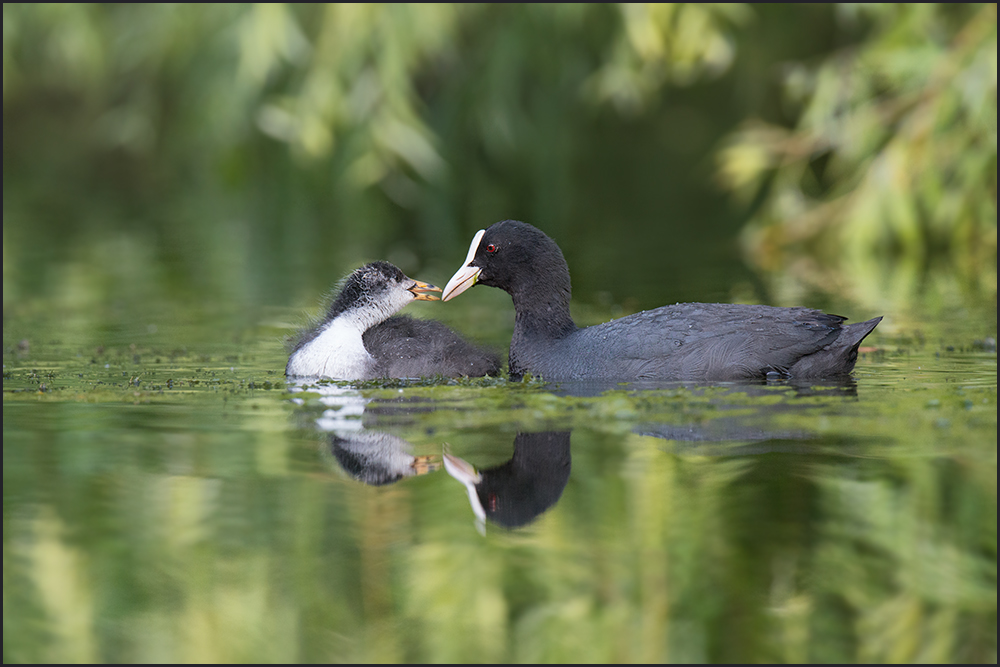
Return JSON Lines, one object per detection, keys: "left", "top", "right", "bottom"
{"left": 485, "top": 244, "right": 497, "bottom": 254}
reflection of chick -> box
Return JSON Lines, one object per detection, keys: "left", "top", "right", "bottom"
{"left": 286, "top": 261, "right": 499, "bottom": 379}
{"left": 331, "top": 431, "right": 439, "bottom": 486}
{"left": 444, "top": 431, "right": 571, "bottom": 528}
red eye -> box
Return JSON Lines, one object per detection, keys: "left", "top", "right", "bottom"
{"left": 485, "top": 244, "right": 497, "bottom": 254}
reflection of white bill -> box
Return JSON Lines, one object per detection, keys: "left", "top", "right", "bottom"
{"left": 443, "top": 449, "right": 487, "bottom": 527}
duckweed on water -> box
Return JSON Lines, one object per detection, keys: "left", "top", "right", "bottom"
{"left": 4, "top": 320, "right": 996, "bottom": 663}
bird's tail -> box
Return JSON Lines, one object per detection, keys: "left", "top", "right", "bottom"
{"left": 790, "top": 316, "right": 883, "bottom": 377}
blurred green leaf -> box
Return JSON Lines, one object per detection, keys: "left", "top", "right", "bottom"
{"left": 717, "top": 4, "right": 997, "bottom": 314}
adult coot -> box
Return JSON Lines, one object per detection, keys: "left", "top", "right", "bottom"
{"left": 442, "top": 220, "right": 881, "bottom": 382}
{"left": 287, "top": 261, "right": 500, "bottom": 379}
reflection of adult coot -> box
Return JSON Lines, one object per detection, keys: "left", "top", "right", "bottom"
{"left": 330, "top": 431, "right": 437, "bottom": 486}
{"left": 445, "top": 431, "right": 572, "bottom": 528}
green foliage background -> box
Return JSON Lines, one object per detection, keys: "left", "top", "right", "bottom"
{"left": 2, "top": 6, "right": 997, "bottom": 663}
{"left": 5, "top": 3, "right": 995, "bottom": 324}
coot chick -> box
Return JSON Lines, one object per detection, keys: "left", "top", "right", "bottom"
{"left": 442, "top": 220, "right": 881, "bottom": 382}
{"left": 287, "top": 261, "right": 500, "bottom": 379}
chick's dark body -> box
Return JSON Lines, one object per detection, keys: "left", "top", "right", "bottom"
{"left": 364, "top": 315, "right": 501, "bottom": 378}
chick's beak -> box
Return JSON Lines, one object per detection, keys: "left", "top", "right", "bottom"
{"left": 408, "top": 280, "right": 442, "bottom": 301}
{"left": 411, "top": 455, "right": 441, "bottom": 475}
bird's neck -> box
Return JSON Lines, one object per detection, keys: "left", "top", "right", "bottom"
{"left": 510, "top": 284, "right": 577, "bottom": 340}
{"left": 329, "top": 300, "right": 393, "bottom": 332}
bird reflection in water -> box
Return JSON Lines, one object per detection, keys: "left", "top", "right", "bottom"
{"left": 298, "top": 378, "right": 866, "bottom": 533}
{"left": 314, "top": 387, "right": 574, "bottom": 530}
{"left": 289, "top": 382, "right": 444, "bottom": 486}
{"left": 443, "top": 431, "right": 572, "bottom": 531}
{"left": 330, "top": 431, "right": 440, "bottom": 486}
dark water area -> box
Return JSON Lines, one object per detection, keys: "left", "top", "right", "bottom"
{"left": 3, "top": 301, "right": 996, "bottom": 663}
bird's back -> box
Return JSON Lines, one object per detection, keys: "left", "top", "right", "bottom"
{"left": 364, "top": 315, "right": 501, "bottom": 379}
{"left": 511, "top": 303, "right": 879, "bottom": 381}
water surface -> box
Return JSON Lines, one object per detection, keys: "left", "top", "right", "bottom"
{"left": 3, "top": 307, "right": 996, "bottom": 663}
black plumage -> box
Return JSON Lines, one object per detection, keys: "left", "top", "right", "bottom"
{"left": 444, "top": 431, "right": 572, "bottom": 528}
{"left": 362, "top": 315, "right": 502, "bottom": 379}
{"left": 443, "top": 220, "right": 881, "bottom": 382}
{"left": 286, "top": 261, "right": 499, "bottom": 379}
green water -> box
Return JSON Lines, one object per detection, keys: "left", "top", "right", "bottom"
{"left": 4, "top": 4, "right": 996, "bottom": 662}
{"left": 3, "top": 305, "right": 996, "bottom": 663}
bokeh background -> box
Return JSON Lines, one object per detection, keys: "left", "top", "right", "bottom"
{"left": 5, "top": 3, "right": 995, "bottom": 338}
{"left": 3, "top": 5, "right": 997, "bottom": 664}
